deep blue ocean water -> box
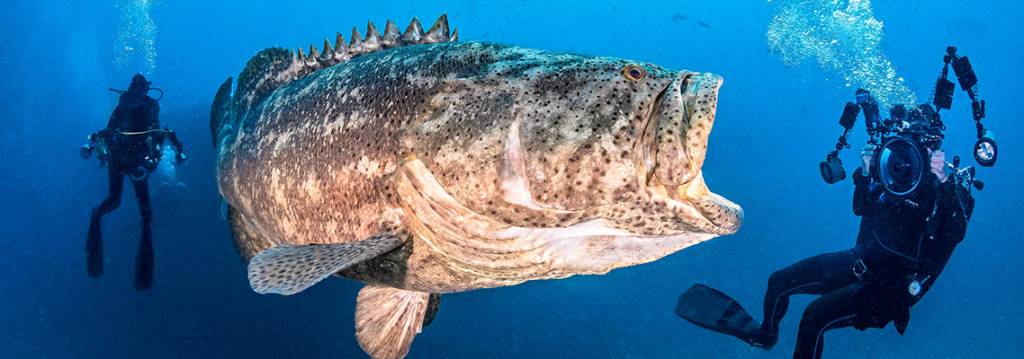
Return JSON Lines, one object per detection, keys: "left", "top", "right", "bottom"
{"left": 1, "top": 1, "right": 1021, "bottom": 358}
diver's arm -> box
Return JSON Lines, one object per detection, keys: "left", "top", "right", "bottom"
{"left": 852, "top": 167, "right": 877, "bottom": 216}
{"left": 167, "top": 130, "right": 183, "bottom": 153}
{"left": 96, "top": 104, "right": 125, "bottom": 141}
{"left": 105, "top": 104, "right": 125, "bottom": 130}
{"left": 149, "top": 100, "right": 161, "bottom": 129}
{"left": 853, "top": 144, "right": 879, "bottom": 216}
{"left": 166, "top": 129, "right": 186, "bottom": 162}
{"left": 915, "top": 180, "right": 974, "bottom": 299}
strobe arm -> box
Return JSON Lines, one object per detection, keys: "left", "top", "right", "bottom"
{"left": 947, "top": 47, "right": 986, "bottom": 128}
{"left": 855, "top": 89, "right": 882, "bottom": 142}
{"left": 935, "top": 46, "right": 997, "bottom": 167}
{"left": 951, "top": 47, "right": 997, "bottom": 166}
{"left": 820, "top": 102, "right": 861, "bottom": 184}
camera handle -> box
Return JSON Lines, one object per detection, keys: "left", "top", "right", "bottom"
{"left": 946, "top": 156, "right": 984, "bottom": 192}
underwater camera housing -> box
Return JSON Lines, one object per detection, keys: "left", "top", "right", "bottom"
{"left": 872, "top": 104, "right": 944, "bottom": 196}
{"left": 819, "top": 46, "right": 997, "bottom": 196}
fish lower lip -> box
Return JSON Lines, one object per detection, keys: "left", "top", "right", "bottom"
{"left": 691, "top": 192, "right": 743, "bottom": 234}
{"left": 674, "top": 175, "right": 743, "bottom": 234}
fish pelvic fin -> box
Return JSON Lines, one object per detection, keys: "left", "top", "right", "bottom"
{"left": 247, "top": 232, "right": 406, "bottom": 295}
{"left": 355, "top": 284, "right": 437, "bottom": 359}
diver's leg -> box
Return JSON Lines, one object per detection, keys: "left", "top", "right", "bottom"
{"left": 87, "top": 163, "right": 125, "bottom": 277}
{"left": 792, "top": 285, "right": 859, "bottom": 359}
{"left": 96, "top": 162, "right": 125, "bottom": 215}
{"left": 759, "top": 250, "right": 857, "bottom": 348}
{"left": 132, "top": 178, "right": 154, "bottom": 290}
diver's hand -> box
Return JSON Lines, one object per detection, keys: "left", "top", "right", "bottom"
{"left": 861, "top": 144, "right": 877, "bottom": 176}
{"left": 930, "top": 149, "right": 948, "bottom": 183}
{"left": 176, "top": 152, "right": 187, "bottom": 165}
{"left": 80, "top": 144, "right": 94, "bottom": 159}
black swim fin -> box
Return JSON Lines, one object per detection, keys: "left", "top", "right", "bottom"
{"left": 676, "top": 284, "right": 766, "bottom": 348}
{"left": 134, "top": 228, "right": 154, "bottom": 291}
{"left": 86, "top": 209, "right": 103, "bottom": 278}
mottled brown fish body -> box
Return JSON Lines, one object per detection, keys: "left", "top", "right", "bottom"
{"left": 217, "top": 41, "right": 741, "bottom": 294}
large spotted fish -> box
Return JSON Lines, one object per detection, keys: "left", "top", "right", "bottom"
{"left": 211, "top": 14, "right": 742, "bottom": 359}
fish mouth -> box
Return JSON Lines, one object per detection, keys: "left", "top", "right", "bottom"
{"left": 636, "top": 71, "right": 742, "bottom": 235}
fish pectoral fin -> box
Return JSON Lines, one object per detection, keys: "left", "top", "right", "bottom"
{"left": 355, "top": 284, "right": 436, "bottom": 359}
{"left": 247, "top": 233, "right": 405, "bottom": 295}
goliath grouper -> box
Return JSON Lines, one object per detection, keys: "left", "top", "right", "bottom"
{"left": 211, "top": 14, "right": 743, "bottom": 359}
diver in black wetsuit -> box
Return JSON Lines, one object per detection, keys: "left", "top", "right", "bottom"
{"left": 759, "top": 138, "right": 973, "bottom": 357}
{"left": 675, "top": 45, "right": 999, "bottom": 356}
{"left": 82, "top": 74, "right": 185, "bottom": 290}
{"left": 676, "top": 106, "right": 978, "bottom": 358}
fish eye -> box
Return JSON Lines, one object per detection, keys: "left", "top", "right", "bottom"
{"left": 621, "top": 64, "right": 647, "bottom": 81}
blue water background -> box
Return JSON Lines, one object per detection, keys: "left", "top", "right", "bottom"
{"left": 1, "top": 1, "right": 1021, "bottom": 357}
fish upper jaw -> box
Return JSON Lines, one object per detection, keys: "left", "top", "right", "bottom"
{"left": 637, "top": 71, "right": 740, "bottom": 235}
{"left": 641, "top": 71, "right": 723, "bottom": 188}
{"left": 680, "top": 72, "right": 723, "bottom": 178}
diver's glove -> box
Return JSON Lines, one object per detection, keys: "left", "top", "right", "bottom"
{"left": 80, "top": 133, "right": 97, "bottom": 159}
{"left": 861, "top": 144, "right": 878, "bottom": 177}
{"left": 80, "top": 143, "right": 94, "bottom": 159}
{"left": 929, "top": 149, "right": 948, "bottom": 183}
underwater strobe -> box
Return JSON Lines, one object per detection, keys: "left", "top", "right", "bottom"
{"left": 819, "top": 46, "right": 997, "bottom": 195}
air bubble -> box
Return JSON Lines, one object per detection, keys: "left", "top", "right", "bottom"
{"left": 767, "top": 0, "right": 917, "bottom": 106}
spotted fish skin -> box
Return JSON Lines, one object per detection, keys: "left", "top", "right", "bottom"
{"left": 216, "top": 33, "right": 742, "bottom": 293}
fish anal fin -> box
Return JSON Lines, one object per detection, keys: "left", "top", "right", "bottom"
{"left": 247, "top": 232, "right": 406, "bottom": 295}
{"left": 355, "top": 284, "right": 433, "bottom": 359}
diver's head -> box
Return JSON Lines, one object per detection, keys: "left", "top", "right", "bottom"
{"left": 128, "top": 74, "right": 151, "bottom": 96}
{"left": 900, "top": 104, "right": 945, "bottom": 151}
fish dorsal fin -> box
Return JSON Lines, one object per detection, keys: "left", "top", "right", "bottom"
{"left": 231, "top": 47, "right": 296, "bottom": 120}
{"left": 355, "top": 284, "right": 433, "bottom": 359}
{"left": 247, "top": 233, "right": 405, "bottom": 295}
{"left": 231, "top": 14, "right": 458, "bottom": 118}
{"left": 210, "top": 77, "right": 234, "bottom": 148}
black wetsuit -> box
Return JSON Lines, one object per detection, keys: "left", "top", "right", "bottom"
{"left": 97, "top": 93, "right": 160, "bottom": 227}
{"left": 86, "top": 90, "right": 181, "bottom": 290}
{"left": 760, "top": 167, "right": 974, "bottom": 358}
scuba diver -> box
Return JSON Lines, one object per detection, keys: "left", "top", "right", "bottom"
{"left": 81, "top": 74, "right": 186, "bottom": 291}
{"left": 675, "top": 46, "right": 996, "bottom": 358}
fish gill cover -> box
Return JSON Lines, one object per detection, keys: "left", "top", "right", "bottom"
{"left": 767, "top": 0, "right": 917, "bottom": 107}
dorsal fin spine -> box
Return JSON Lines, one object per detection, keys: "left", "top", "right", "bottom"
{"left": 230, "top": 15, "right": 459, "bottom": 119}
{"left": 382, "top": 20, "right": 402, "bottom": 48}
{"left": 424, "top": 14, "right": 450, "bottom": 43}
